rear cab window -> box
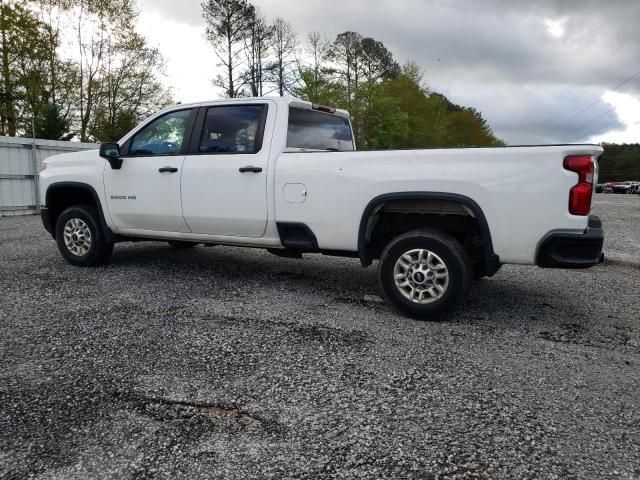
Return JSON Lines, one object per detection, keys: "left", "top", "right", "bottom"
{"left": 287, "top": 107, "right": 354, "bottom": 152}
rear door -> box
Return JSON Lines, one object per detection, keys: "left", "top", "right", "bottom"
{"left": 180, "top": 103, "right": 271, "bottom": 237}
{"left": 103, "top": 109, "right": 195, "bottom": 232}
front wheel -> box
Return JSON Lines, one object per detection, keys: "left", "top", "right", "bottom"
{"left": 55, "top": 205, "right": 114, "bottom": 267}
{"left": 378, "top": 229, "right": 472, "bottom": 320}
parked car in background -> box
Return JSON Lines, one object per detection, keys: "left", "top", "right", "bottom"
{"left": 596, "top": 183, "right": 605, "bottom": 193}
{"left": 611, "top": 181, "right": 639, "bottom": 194}
{"left": 602, "top": 181, "right": 637, "bottom": 194}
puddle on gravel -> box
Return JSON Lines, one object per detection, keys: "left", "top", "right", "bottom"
{"left": 537, "top": 322, "right": 634, "bottom": 350}
{"left": 291, "top": 324, "right": 370, "bottom": 348}
{"left": 118, "top": 393, "right": 281, "bottom": 434}
{"left": 538, "top": 323, "right": 587, "bottom": 345}
{"left": 333, "top": 295, "right": 386, "bottom": 310}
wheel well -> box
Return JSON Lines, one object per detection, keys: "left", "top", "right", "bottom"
{"left": 361, "top": 198, "right": 493, "bottom": 277}
{"left": 46, "top": 186, "right": 97, "bottom": 237}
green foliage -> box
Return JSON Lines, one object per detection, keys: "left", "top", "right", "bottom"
{"left": 598, "top": 143, "right": 640, "bottom": 182}
{"left": 293, "top": 67, "right": 343, "bottom": 106}
{"left": 88, "top": 31, "right": 172, "bottom": 142}
{"left": 0, "top": 1, "right": 49, "bottom": 136}
{"left": 34, "top": 103, "right": 72, "bottom": 140}
{"left": 91, "top": 109, "right": 138, "bottom": 143}
{"left": 365, "top": 92, "right": 408, "bottom": 149}
{"left": 359, "top": 37, "right": 400, "bottom": 82}
{"left": 74, "top": 0, "right": 170, "bottom": 142}
{"left": 378, "top": 69, "right": 446, "bottom": 148}
{"left": 442, "top": 106, "right": 505, "bottom": 147}
{"left": 0, "top": 0, "right": 172, "bottom": 142}
{"left": 363, "top": 74, "right": 504, "bottom": 149}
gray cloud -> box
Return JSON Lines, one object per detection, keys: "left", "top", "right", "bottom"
{"left": 139, "top": 0, "right": 639, "bottom": 143}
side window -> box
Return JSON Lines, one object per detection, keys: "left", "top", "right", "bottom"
{"left": 129, "top": 109, "right": 192, "bottom": 156}
{"left": 199, "top": 105, "right": 265, "bottom": 154}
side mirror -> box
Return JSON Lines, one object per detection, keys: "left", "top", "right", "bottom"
{"left": 99, "top": 143, "right": 123, "bottom": 170}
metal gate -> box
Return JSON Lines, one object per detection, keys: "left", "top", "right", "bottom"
{"left": 0, "top": 136, "right": 99, "bottom": 216}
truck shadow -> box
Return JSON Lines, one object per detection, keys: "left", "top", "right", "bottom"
{"left": 457, "top": 277, "right": 633, "bottom": 351}
{"left": 107, "top": 242, "right": 378, "bottom": 297}
{"left": 106, "top": 243, "right": 599, "bottom": 333}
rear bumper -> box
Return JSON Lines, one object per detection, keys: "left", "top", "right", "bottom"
{"left": 537, "top": 215, "right": 604, "bottom": 269}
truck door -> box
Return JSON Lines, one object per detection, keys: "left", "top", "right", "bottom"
{"left": 180, "top": 103, "right": 271, "bottom": 237}
{"left": 103, "top": 109, "right": 195, "bottom": 233}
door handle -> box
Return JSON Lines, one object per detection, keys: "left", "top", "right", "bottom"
{"left": 239, "top": 166, "right": 262, "bottom": 173}
{"left": 159, "top": 167, "right": 178, "bottom": 173}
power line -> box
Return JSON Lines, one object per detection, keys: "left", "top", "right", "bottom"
{"left": 610, "top": 69, "right": 640, "bottom": 92}
{"left": 580, "top": 118, "right": 624, "bottom": 140}
{"left": 550, "top": 97, "right": 604, "bottom": 132}
{"left": 547, "top": 69, "right": 640, "bottom": 134}
{"left": 570, "top": 105, "right": 618, "bottom": 135}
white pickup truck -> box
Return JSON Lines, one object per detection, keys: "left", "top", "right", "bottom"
{"left": 39, "top": 96, "right": 604, "bottom": 319}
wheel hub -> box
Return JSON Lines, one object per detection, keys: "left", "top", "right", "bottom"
{"left": 63, "top": 218, "right": 92, "bottom": 257}
{"left": 409, "top": 264, "right": 435, "bottom": 287}
{"left": 393, "top": 249, "right": 450, "bottom": 304}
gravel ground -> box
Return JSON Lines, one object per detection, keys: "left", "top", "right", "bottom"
{"left": 0, "top": 194, "right": 638, "bottom": 480}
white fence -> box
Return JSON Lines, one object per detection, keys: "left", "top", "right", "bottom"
{"left": 0, "top": 136, "right": 99, "bottom": 216}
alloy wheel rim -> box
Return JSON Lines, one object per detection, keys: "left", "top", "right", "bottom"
{"left": 63, "top": 218, "right": 92, "bottom": 256}
{"left": 393, "top": 249, "right": 449, "bottom": 304}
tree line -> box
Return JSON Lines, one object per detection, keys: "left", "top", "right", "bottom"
{"left": 599, "top": 143, "right": 640, "bottom": 182}
{"left": 0, "top": 0, "right": 171, "bottom": 142}
{"left": 202, "top": 0, "right": 505, "bottom": 149}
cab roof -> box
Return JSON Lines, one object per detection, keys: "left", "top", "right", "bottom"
{"left": 167, "top": 95, "right": 350, "bottom": 120}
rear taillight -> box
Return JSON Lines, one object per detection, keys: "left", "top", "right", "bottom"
{"left": 563, "top": 155, "right": 594, "bottom": 216}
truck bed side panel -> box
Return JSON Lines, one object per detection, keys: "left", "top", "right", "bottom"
{"left": 274, "top": 145, "right": 602, "bottom": 264}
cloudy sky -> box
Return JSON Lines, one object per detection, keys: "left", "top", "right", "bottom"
{"left": 136, "top": 0, "right": 640, "bottom": 145}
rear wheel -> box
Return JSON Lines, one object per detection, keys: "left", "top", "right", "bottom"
{"left": 378, "top": 228, "right": 471, "bottom": 320}
{"left": 167, "top": 240, "right": 199, "bottom": 249}
{"left": 55, "top": 205, "right": 114, "bottom": 266}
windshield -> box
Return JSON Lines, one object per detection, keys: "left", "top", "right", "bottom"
{"left": 287, "top": 107, "right": 354, "bottom": 151}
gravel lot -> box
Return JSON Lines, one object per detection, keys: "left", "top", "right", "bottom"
{"left": 0, "top": 194, "right": 638, "bottom": 480}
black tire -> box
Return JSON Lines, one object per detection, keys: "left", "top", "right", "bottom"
{"left": 55, "top": 205, "right": 114, "bottom": 267}
{"left": 167, "top": 240, "right": 199, "bottom": 249}
{"left": 378, "top": 228, "right": 472, "bottom": 320}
